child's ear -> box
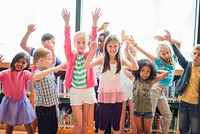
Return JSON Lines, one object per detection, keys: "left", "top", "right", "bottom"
{"left": 38, "top": 58, "right": 43, "bottom": 64}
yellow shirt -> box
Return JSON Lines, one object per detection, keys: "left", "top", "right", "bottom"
{"left": 179, "top": 65, "right": 200, "bottom": 104}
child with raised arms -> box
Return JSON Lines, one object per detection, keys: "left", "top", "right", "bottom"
{"left": 132, "top": 58, "right": 168, "bottom": 134}
{"left": 84, "top": 35, "right": 138, "bottom": 134}
{"left": 61, "top": 8, "right": 101, "bottom": 134}
{"left": 129, "top": 32, "right": 180, "bottom": 133}
{"left": 162, "top": 30, "right": 200, "bottom": 134}
{"left": 120, "top": 30, "right": 137, "bottom": 134}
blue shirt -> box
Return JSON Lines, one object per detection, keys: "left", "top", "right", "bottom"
{"left": 31, "top": 47, "right": 62, "bottom": 66}
{"left": 155, "top": 55, "right": 177, "bottom": 87}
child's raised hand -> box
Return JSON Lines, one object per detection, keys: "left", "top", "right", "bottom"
{"left": 126, "top": 35, "right": 137, "bottom": 47}
{"left": 0, "top": 54, "right": 4, "bottom": 63}
{"left": 154, "top": 30, "right": 174, "bottom": 44}
{"left": 48, "top": 41, "right": 55, "bottom": 52}
{"left": 153, "top": 35, "right": 166, "bottom": 41}
{"left": 27, "top": 24, "right": 36, "bottom": 34}
{"left": 163, "top": 29, "right": 174, "bottom": 44}
{"left": 98, "top": 21, "right": 109, "bottom": 32}
{"left": 102, "top": 22, "right": 109, "bottom": 32}
{"left": 125, "top": 40, "right": 131, "bottom": 52}
{"left": 121, "top": 30, "right": 126, "bottom": 45}
{"left": 61, "top": 9, "right": 70, "bottom": 27}
{"left": 92, "top": 8, "right": 102, "bottom": 26}
{"left": 89, "top": 41, "right": 98, "bottom": 51}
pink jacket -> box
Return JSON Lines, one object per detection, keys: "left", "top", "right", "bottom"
{"left": 64, "top": 26, "right": 97, "bottom": 88}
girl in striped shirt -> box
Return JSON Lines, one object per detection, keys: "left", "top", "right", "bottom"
{"left": 62, "top": 8, "right": 101, "bottom": 134}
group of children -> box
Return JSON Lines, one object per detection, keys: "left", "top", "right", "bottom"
{"left": 0, "top": 7, "right": 199, "bottom": 134}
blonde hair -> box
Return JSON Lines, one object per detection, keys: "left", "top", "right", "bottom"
{"left": 124, "top": 45, "right": 137, "bottom": 60}
{"left": 33, "top": 47, "right": 51, "bottom": 64}
{"left": 74, "top": 31, "right": 88, "bottom": 43}
{"left": 193, "top": 44, "right": 200, "bottom": 52}
{"left": 156, "top": 43, "right": 175, "bottom": 66}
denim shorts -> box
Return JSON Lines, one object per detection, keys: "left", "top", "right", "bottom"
{"left": 134, "top": 111, "right": 153, "bottom": 118}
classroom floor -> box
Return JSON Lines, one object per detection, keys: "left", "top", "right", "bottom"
{"left": 0, "top": 130, "right": 38, "bottom": 134}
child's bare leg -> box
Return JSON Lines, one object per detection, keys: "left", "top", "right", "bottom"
{"left": 98, "top": 129, "right": 105, "bottom": 134}
{"left": 31, "top": 118, "right": 38, "bottom": 132}
{"left": 119, "top": 101, "right": 126, "bottom": 134}
{"left": 80, "top": 103, "right": 92, "bottom": 134}
{"left": 6, "top": 124, "right": 14, "bottom": 134}
{"left": 135, "top": 116, "right": 143, "bottom": 134}
{"left": 72, "top": 105, "right": 83, "bottom": 134}
{"left": 24, "top": 123, "right": 34, "bottom": 134}
{"left": 143, "top": 118, "right": 153, "bottom": 134}
{"left": 128, "top": 99, "right": 137, "bottom": 134}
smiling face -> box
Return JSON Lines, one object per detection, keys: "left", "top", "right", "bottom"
{"left": 106, "top": 40, "right": 119, "bottom": 58}
{"left": 159, "top": 46, "right": 171, "bottom": 63}
{"left": 74, "top": 34, "right": 87, "bottom": 54}
{"left": 140, "top": 65, "right": 151, "bottom": 80}
{"left": 14, "top": 58, "right": 28, "bottom": 71}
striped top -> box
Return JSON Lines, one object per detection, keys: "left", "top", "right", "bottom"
{"left": 72, "top": 54, "right": 86, "bottom": 88}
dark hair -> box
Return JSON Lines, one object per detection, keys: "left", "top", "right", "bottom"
{"left": 102, "top": 34, "right": 121, "bottom": 74}
{"left": 10, "top": 52, "right": 30, "bottom": 70}
{"left": 98, "top": 32, "right": 108, "bottom": 41}
{"left": 41, "top": 33, "right": 54, "bottom": 42}
{"left": 132, "top": 59, "right": 157, "bottom": 81}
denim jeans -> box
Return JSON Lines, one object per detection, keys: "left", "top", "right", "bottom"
{"left": 179, "top": 101, "right": 200, "bottom": 134}
{"left": 36, "top": 105, "right": 58, "bottom": 134}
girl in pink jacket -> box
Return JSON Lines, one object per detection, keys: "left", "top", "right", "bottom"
{"left": 61, "top": 8, "right": 101, "bottom": 134}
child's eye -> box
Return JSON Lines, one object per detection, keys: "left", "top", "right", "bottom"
{"left": 22, "top": 62, "right": 26, "bottom": 64}
{"left": 18, "top": 61, "right": 26, "bottom": 64}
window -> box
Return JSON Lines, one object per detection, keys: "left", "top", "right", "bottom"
{"left": 0, "top": 0, "right": 199, "bottom": 68}
{"left": 0, "top": 0, "right": 75, "bottom": 62}
{"left": 81, "top": 0, "right": 199, "bottom": 69}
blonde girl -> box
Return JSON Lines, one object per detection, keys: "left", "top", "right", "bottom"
{"left": 62, "top": 8, "right": 101, "bottom": 134}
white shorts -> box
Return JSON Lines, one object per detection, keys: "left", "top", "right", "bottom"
{"left": 124, "top": 84, "right": 133, "bottom": 101}
{"left": 69, "top": 87, "right": 97, "bottom": 106}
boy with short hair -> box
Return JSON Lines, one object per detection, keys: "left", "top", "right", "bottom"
{"left": 33, "top": 47, "right": 63, "bottom": 134}
{"left": 20, "top": 24, "right": 62, "bottom": 66}
{"left": 166, "top": 31, "right": 200, "bottom": 133}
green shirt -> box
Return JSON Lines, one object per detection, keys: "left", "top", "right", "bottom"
{"left": 133, "top": 79, "right": 152, "bottom": 113}
{"left": 72, "top": 54, "right": 86, "bottom": 88}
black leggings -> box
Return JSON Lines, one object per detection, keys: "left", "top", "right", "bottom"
{"left": 99, "top": 102, "right": 123, "bottom": 131}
